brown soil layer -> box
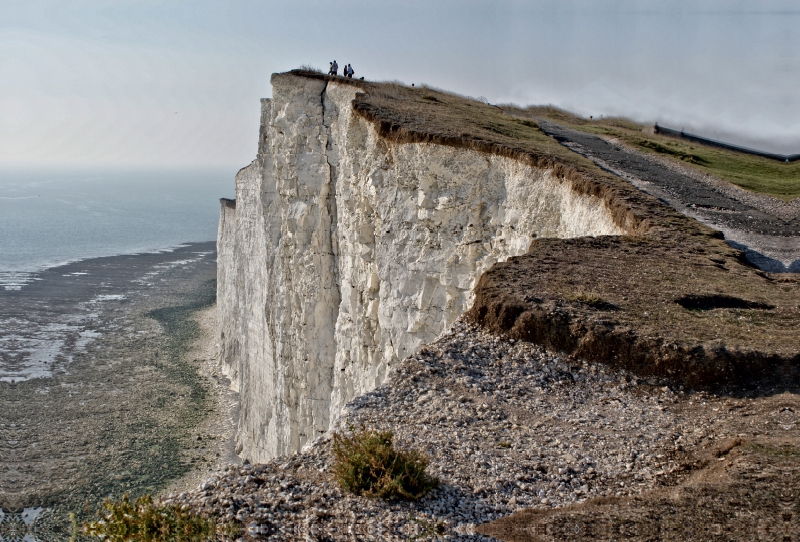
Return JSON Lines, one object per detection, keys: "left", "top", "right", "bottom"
{"left": 478, "top": 393, "right": 799, "bottom": 542}
{"left": 467, "top": 235, "right": 799, "bottom": 389}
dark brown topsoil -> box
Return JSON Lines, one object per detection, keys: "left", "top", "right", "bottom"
{"left": 478, "top": 391, "right": 799, "bottom": 542}
{"left": 467, "top": 235, "right": 799, "bottom": 390}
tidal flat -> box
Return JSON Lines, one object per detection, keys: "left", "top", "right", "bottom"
{"left": 0, "top": 242, "right": 231, "bottom": 539}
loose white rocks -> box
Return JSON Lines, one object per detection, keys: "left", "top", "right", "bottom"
{"left": 171, "top": 320, "right": 699, "bottom": 541}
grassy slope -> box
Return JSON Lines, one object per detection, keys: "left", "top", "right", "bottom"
{"left": 345, "top": 78, "right": 712, "bottom": 239}
{"left": 516, "top": 106, "right": 800, "bottom": 202}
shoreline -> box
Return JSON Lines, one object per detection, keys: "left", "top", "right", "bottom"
{"left": 0, "top": 241, "right": 217, "bottom": 291}
{"left": 159, "top": 304, "right": 242, "bottom": 498}
{"left": 0, "top": 242, "right": 224, "bottom": 539}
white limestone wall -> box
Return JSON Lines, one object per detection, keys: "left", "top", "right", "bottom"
{"left": 220, "top": 74, "right": 625, "bottom": 462}
{"left": 216, "top": 198, "right": 239, "bottom": 390}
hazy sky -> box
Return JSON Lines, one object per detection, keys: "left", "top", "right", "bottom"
{"left": 2, "top": 0, "right": 798, "bottom": 167}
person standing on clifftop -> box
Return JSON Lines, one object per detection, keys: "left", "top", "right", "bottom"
{"left": 328, "top": 61, "right": 334, "bottom": 75}
{"left": 346, "top": 64, "right": 354, "bottom": 78}
{"left": 331, "top": 60, "right": 339, "bottom": 76}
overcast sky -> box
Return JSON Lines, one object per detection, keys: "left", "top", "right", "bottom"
{"left": 1, "top": 0, "right": 798, "bottom": 167}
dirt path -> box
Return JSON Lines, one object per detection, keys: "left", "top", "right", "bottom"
{"left": 534, "top": 119, "right": 800, "bottom": 272}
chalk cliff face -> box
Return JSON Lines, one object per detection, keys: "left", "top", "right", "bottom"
{"left": 218, "top": 74, "right": 626, "bottom": 462}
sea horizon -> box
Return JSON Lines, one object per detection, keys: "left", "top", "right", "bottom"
{"left": 0, "top": 165, "right": 235, "bottom": 288}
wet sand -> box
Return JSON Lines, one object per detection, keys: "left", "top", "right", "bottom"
{"left": 0, "top": 242, "right": 232, "bottom": 538}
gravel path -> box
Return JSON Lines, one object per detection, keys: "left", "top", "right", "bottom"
{"left": 533, "top": 119, "right": 800, "bottom": 272}
{"left": 167, "top": 320, "right": 732, "bottom": 541}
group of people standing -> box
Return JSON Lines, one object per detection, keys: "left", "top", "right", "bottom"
{"left": 328, "top": 60, "right": 354, "bottom": 78}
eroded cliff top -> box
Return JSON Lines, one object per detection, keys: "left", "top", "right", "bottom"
{"left": 281, "top": 70, "right": 708, "bottom": 240}
{"left": 282, "top": 70, "right": 799, "bottom": 389}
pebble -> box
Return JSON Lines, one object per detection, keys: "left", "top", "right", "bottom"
{"left": 167, "top": 319, "right": 699, "bottom": 540}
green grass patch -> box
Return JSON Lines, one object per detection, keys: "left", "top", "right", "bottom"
{"left": 525, "top": 107, "right": 800, "bottom": 201}
{"left": 332, "top": 429, "right": 438, "bottom": 500}
{"left": 636, "top": 139, "right": 708, "bottom": 165}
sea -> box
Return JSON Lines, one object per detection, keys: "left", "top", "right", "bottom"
{"left": 0, "top": 166, "right": 234, "bottom": 538}
{"left": 0, "top": 166, "right": 234, "bottom": 289}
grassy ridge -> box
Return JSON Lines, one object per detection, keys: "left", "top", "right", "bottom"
{"left": 519, "top": 106, "right": 800, "bottom": 202}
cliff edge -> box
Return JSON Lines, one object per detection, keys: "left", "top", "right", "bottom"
{"left": 218, "top": 71, "right": 798, "bottom": 463}
{"left": 217, "top": 72, "right": 631, "bottom": 462}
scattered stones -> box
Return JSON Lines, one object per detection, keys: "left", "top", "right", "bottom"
{"left": 171, "top": 319, "right": 722, "bottom": 540}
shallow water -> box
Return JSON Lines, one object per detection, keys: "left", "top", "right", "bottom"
{"left": 0, "top": 166, "right": 233, "bottom": 283}
{"left": 0, "top": 244, "right": 219, "bottom": 539}
{"left": 0, "top": 167, "right": 232, "bottom": 539}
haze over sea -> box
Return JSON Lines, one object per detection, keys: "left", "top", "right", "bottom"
{"left": 0, "top": 166, "right": 230, "bottom": 530}
{"left": 0, "top": 167, "right": 233, "bottom": 289}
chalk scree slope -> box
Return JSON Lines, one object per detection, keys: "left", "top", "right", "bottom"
{"left": 217, "top": 73, "right": 626, "bottom": 462}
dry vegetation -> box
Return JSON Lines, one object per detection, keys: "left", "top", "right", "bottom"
{"left": 81, "top": 494, "right": 229, "bottom": 542}
{"left": 332, "top": 428, "right": 438, "bottom": 500}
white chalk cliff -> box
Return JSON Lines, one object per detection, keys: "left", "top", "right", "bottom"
{"left": 217, "top": 73, "right": 626, "bottom": 462}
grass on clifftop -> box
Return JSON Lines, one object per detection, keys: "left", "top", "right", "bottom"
{"left": 286, "top": 70, "right": 736, "bottom": 239}
{"left": 287, "top": 70, "right": 633, "bottom": 193}
{"left": 521, "top": 105, "right": 800, "bottom": 202}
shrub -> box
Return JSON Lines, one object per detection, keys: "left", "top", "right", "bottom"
{"left": 332, "top": 429, "right": 438, "bottom": 500}
{"left": 82, "top": 494, "right": 221, "bottom": 542}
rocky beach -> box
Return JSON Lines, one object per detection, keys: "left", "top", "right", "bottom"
{"left": 0, "top": 243, "right": 232, "bottom": 539}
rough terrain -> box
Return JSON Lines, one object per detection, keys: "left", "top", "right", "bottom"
{"left": 468, "top": 235, "right": 799, "bottom": 389}
{"left": 168, "top": 319, "right": 798, "bottom": 541}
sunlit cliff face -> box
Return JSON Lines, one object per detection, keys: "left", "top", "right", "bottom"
{"left": 217, "top": 74, "right": 625, "bottom": 463}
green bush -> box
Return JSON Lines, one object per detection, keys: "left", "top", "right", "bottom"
{"left": 332, "top": 429, "right": 438, "bottom": 500}
{"left": 82, "top": 494, "right": 221, "bottom": 542}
